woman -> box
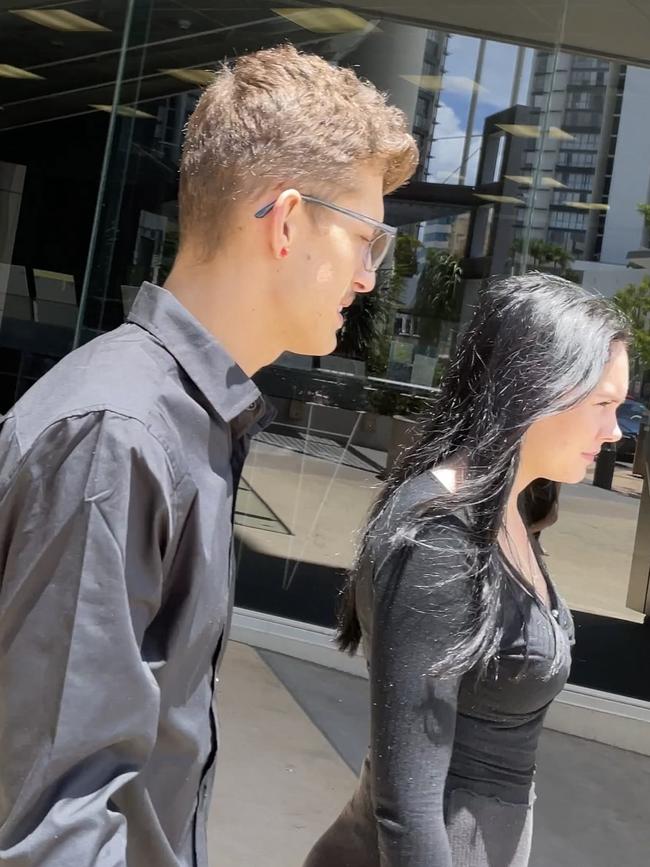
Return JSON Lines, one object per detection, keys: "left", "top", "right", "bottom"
{"left": 304, "top": 274, "right": 629, "bottom": 867}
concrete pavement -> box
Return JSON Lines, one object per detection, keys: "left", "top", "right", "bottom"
{"left": 208, "top": 643, "right": 650, "bottom": 867}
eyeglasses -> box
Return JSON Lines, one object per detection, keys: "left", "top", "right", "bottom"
{"left": 254, "top": 193, "right": 397, "bottom": 272}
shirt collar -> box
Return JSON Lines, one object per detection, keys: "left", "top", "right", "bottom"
{"left": 128, "top": 282, "right": 263, "bottom": 425}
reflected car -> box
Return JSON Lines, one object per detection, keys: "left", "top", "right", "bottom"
{"left": 616, "top": 399, "right": 647, "bottom": 462}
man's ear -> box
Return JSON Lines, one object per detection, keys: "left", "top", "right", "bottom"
{"left": 268, "top": 189, "right": 302, "bottom": 259}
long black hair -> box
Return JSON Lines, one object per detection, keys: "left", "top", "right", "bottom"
{"left": 339, "top": 273, "right": 629, "bottom": 677}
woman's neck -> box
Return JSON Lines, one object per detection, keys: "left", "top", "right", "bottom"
{"left": 504, "top": 463, "right": 535, "bottom": 529}
{"left": 503, "top": 495, "right": 526, "bottom": 533}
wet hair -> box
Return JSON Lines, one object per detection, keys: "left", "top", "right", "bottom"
{"left": 338, "top": 273, "right": 630, "bottom": 678}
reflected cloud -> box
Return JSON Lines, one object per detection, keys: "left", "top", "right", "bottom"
{"left": 427, "top": 102, "right": 481, "bottom": 185}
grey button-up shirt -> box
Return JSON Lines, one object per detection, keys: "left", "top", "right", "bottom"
{"left": 0, "top": 283, "right": 270, "bottom": 866}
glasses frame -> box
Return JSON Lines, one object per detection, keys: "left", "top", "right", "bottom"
{"left": 254, "top": 193, "right": 397, "bottom": 272}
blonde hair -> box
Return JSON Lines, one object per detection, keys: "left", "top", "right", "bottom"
{"left": 179, "top": 44, "right": 418, "bottom": 256}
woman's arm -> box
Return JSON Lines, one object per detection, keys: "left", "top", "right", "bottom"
{"left": 370, "top": 518, "right": 473, "bottom": 867}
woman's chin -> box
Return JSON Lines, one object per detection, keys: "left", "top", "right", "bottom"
{"left": 566, "top": 466, "right": 588, "bottom": 485}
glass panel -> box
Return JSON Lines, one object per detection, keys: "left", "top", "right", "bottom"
{"left": 490, "top": 36, "right": 650, "bottom": 642}
{"left": 236, "top": 208, "right": 473, "bottom": 626}
{"left": 523, "top": 47, "right": 650, "bottom": 634}
{"left": 26, "top": 0, "right": 647, "bottom": 697}
{"left": 0, "top": 0, "right": 131, "bottom": 410}
{"left": 75, "top": 1, "right": 570, "bottom": 628}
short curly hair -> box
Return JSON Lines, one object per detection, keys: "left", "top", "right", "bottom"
{"left": 179, "top": 43, "right": 418, "bottom": 256}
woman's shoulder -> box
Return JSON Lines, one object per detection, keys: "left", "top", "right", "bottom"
{"left": 383, "top": 469, "right": 445, "bottom": 512}
{"left": 368, "top": 471, "right": 472, "bottom": 577}
{"left": 376, "top": 471, "right": 468, "bottom": 536}
{"left": 368, "top": 472, "right": 474, "bottom": 619}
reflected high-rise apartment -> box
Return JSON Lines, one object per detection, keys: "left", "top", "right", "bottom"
{"left": 514, "top": 51, "right": 650, "bottom": 275}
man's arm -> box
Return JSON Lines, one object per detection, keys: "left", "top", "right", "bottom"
{"left": 0, "top": 411, "right": 179, "bottom": 865}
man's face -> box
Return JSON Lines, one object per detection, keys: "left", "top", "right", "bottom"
{"left": 270, "top": 166, "right": 385, "bottom": 357}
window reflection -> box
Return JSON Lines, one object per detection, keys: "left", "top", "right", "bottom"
{"left": 2, "top": 1, "right": 650, "bottom": 676}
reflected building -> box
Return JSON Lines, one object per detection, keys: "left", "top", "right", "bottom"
{"left": 341, "top": 24, "right": 448, "bottom": 182}
{"left": 510, "top": 52, "right": 650, "bottom": 281}
{"left": 517, "top": 52, "right": 618, "bottom": 260}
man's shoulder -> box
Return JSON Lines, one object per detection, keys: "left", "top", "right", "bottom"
{"left": 3, "top": 325, "right": 190, "bottom": 466}
{"left": 0, "top": 407, "right": 185, "bottom": 498}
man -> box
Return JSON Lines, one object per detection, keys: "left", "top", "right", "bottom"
{"left": 0, "top": 45, "right": 417, "bottom": 866}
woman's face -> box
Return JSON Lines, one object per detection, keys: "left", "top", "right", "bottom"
{"left": 520, "top": 341, "right": 630, "bottom": 485}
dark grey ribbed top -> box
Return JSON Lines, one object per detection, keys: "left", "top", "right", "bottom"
{"left": 349, "top": 471, "right": 573, "bottom": 866}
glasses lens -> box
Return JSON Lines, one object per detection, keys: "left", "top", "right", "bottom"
{"left": 368, "top": 233, "right": 394, "bottom": 271}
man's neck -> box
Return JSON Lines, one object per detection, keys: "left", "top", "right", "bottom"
{"left": 163, "top": 256, "right": 280, "bottom": 376}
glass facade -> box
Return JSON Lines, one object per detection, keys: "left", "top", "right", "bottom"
{"left": 2, "top": 0, "right": 650, "bottom": 701}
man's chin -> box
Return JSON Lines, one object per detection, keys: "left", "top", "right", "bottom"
{"left": 288, "top": 333, "right": 338, "bottom": 358}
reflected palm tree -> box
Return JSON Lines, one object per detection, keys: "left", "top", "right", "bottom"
{"left": 510, "top": 237, "right": 576, "bottom": 279}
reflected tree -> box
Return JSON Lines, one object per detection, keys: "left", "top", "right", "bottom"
{"left": 336, "top": 234, "right": 421, "bottom": 375}
{"left": 511, "top": 237, "right": 576, "bottom": 279}
{"left": 637, "top": 203, "right": 650, "bottom": 229}
{"left": 613, "top": 277, "right": 650, "bottom": 385}
{"left": 412, "top": 248, "right": 463, "bottom": 351}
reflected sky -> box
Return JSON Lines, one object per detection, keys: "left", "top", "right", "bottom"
{"left": 427, "top": 34, "right": 534, "bottom": 186}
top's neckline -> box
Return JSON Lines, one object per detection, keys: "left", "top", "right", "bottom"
{"left": 497, "top": 540, "right": 560, "bottom": 618}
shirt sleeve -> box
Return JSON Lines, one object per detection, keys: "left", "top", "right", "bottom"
{"left": 369, "top": 517, "right": 473, "bottom": 867}
{"left": 0, "top": 411, "right": 179, "bottom": 865}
